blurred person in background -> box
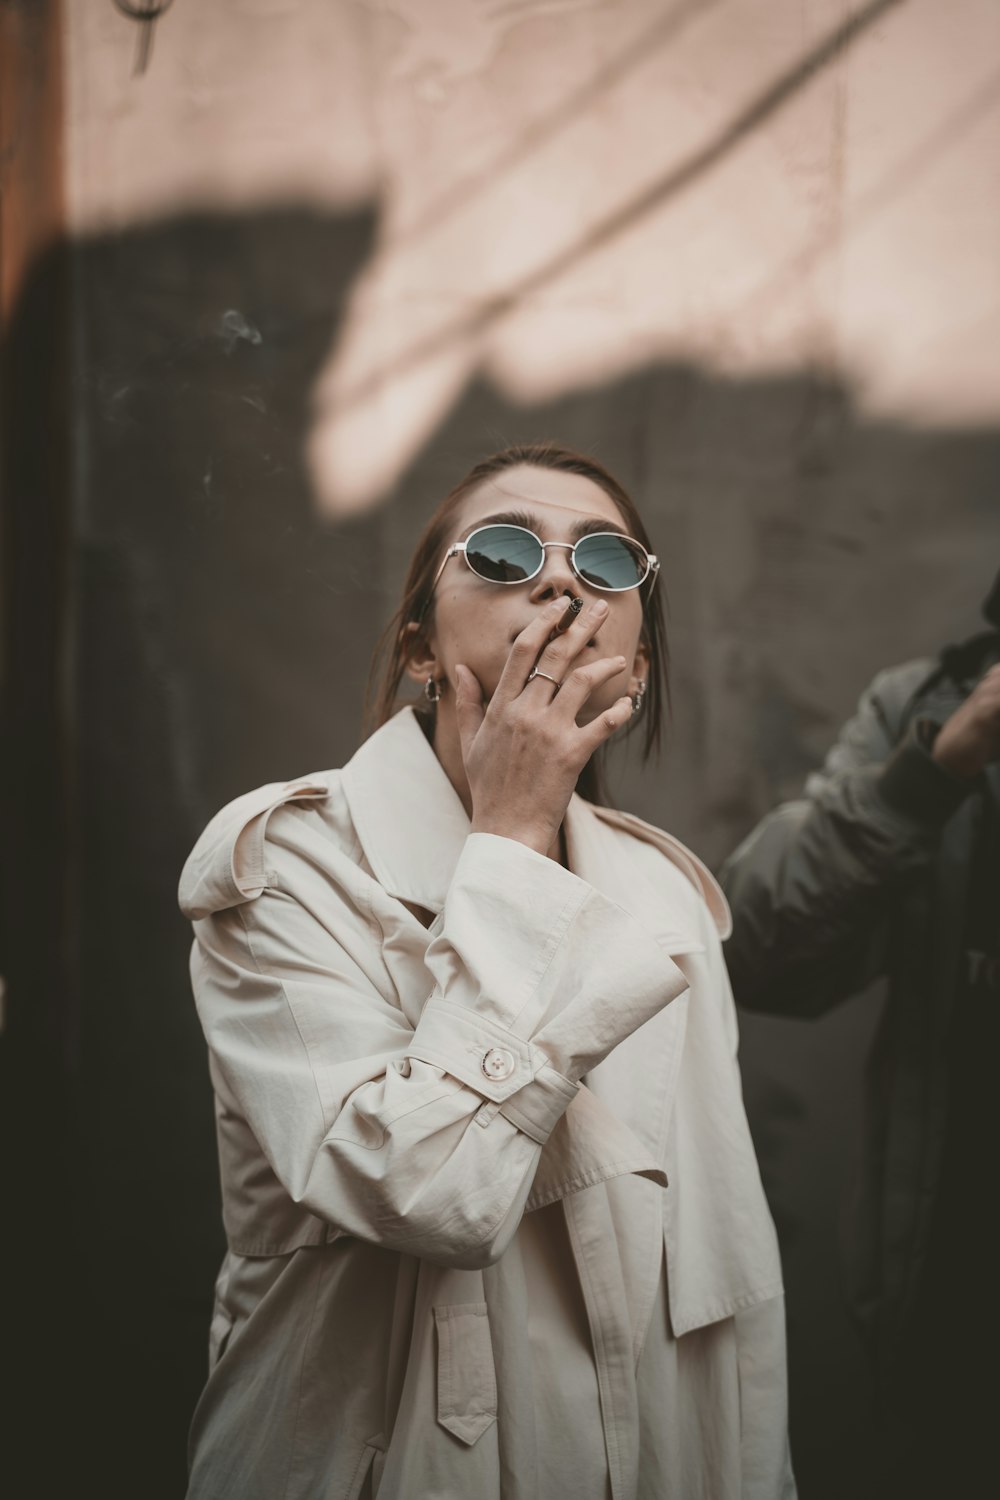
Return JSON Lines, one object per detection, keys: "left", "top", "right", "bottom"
{"left": 720, "top": 568, "right": 1000, "bottom": 1499}
{"left": 178, "top": 446, "right": 795, "bottom": 1500}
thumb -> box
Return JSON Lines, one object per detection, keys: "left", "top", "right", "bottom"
{"left": 452, "top": 663, "right": 485, "bottom": 755}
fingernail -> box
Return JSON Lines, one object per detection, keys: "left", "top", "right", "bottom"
{"left": 593, "top": 600, "right": 609, "bottom": 616}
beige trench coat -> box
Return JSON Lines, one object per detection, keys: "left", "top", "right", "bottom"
{"left": 179, "top": 707, "right": 794, "bottom": 1500}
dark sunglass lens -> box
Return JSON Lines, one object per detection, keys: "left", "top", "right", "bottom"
{"left": 574, "top": 534, "right": 646, "bottom": 590}
{"left": 466, "top": 525, "right": 543, "bottom": 583}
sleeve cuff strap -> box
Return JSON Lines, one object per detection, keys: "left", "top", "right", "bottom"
{"left": 408, "top": 995, "right": 578, "bottom": 1143}
{"left": 876, "top": 722, "right": 976, "bottom": 826}
{"left": 497, "top": 1065, "right": 579, "bottom": 1145}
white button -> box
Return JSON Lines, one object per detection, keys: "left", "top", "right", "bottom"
{"left": 481, "top": 1047, "right": 515, "bottom": 1082}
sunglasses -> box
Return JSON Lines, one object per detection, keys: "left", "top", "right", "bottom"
{"left": 432, "top": 523, "right": 659, "bottom": 595}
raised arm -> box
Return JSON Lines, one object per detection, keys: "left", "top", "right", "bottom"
{"left": 720, "top": 659, "right": 976, "bottom": 1017}
{"left": 191, "top": 825, "right": 687, "bottom": 1270}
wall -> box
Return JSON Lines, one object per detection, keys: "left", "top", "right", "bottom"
{"left": 4, "top": 1, "right": 999, "bottom": 1494}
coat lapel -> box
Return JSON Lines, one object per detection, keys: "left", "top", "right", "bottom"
{"left": 562, "top": 798, "right": 705, "bottom": 1365}
{"left": 562, "top": 794, "right": 703, "bottom": 1160}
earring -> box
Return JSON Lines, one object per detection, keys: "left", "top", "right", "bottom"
{"left": 424, "top": 675, "right": 444, "bottom": 703}
{"left": 631, "top": 679, "right": 647, "bottom": 714}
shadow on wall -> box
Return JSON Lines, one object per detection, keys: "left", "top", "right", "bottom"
{"left": 3, "top": 203, "right": 998, "bottom": 1499}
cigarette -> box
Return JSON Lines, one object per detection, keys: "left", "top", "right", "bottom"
{"left": 553, "top": 596, "right": 584, "bottom": 635}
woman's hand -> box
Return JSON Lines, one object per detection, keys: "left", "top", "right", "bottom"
{"left": 452, "top": 597, "right": 633, "bottom": 856}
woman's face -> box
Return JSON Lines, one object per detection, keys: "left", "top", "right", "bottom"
{"left": 408, "top": 464, "right": 649, "bottom": 722}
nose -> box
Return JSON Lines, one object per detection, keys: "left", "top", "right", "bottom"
{"left": 527, "top": 544, "right": 582, "bottom": 605}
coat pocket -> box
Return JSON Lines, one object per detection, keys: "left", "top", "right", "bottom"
{"left": 433, "top": 1302, "right": 497, "bottom": 1446}
{"left": 207, "top": 1301, "right": 235, "bottom": 1370}
{"left": 342, "top": 1436, "right": 384, "bottom": 1500}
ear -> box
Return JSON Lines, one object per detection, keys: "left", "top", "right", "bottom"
{"left": 400, "top": 620, "right": 441, "bottom": 687}
{"left": 628, "top": 633, "right": 650, "bottom": 696}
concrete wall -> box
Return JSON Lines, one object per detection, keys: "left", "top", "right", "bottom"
{"left": 4, "top": 1, "right": 999, "bottom": 1494}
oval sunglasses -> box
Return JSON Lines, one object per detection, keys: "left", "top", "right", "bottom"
{"left": 430, "top": 522, "right": 659, "bottom": 595}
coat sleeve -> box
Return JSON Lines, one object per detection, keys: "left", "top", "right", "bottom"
{"left": 719, "top": 660, "right": 976, "bottom": 1017}
{"left": 188, "top": 823, "right": 688, "bottom": 1270}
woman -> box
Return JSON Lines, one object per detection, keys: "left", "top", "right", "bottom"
{"left": 179, "top": 444, "right": 795, "bottom": 1500}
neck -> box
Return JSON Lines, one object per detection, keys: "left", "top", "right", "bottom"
{"left": 431, "top": 703, "right": 565, "bottom": 865}
{"left": 431, "top": 702, "right": 472, "bottom": 815}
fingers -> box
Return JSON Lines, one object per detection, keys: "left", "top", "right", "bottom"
{"left": 453, "top": 663, "right": 485, "bottom": 759}
{"left": 494, "top": 598, "right": 613, "bottom": 705}
{"left": 492, "top": 598, "right": 575, "bottom": 705}
{"left": 578, "top": 694, "right": 634, "bottom": 757}
{"left": 530, "top": 598, "right": 610, "bottom": 683}
{"left": 553, "top": 654, "right": 628, "bottom": 718}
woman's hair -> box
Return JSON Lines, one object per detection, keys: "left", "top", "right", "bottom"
{"left": 365, "top": 442, "right": 669, "bottom": 805}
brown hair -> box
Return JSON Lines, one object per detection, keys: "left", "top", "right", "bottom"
{"left": 365, "top": 443, "right": 669, "bottom": 805}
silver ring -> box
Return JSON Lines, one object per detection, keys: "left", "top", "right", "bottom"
{"left": 527, "top": 668, "right": 561, "bottom": 693}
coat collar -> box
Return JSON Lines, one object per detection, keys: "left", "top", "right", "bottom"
{"left": 341, "top": 707, "right": 470, "bottom": 914}
{"left": 341, "top": 706, "right": 705, "bottom": 955}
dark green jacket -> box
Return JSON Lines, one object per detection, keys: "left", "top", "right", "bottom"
{"left": 720, "top": 631, "right": 999, "bottom": 1391}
